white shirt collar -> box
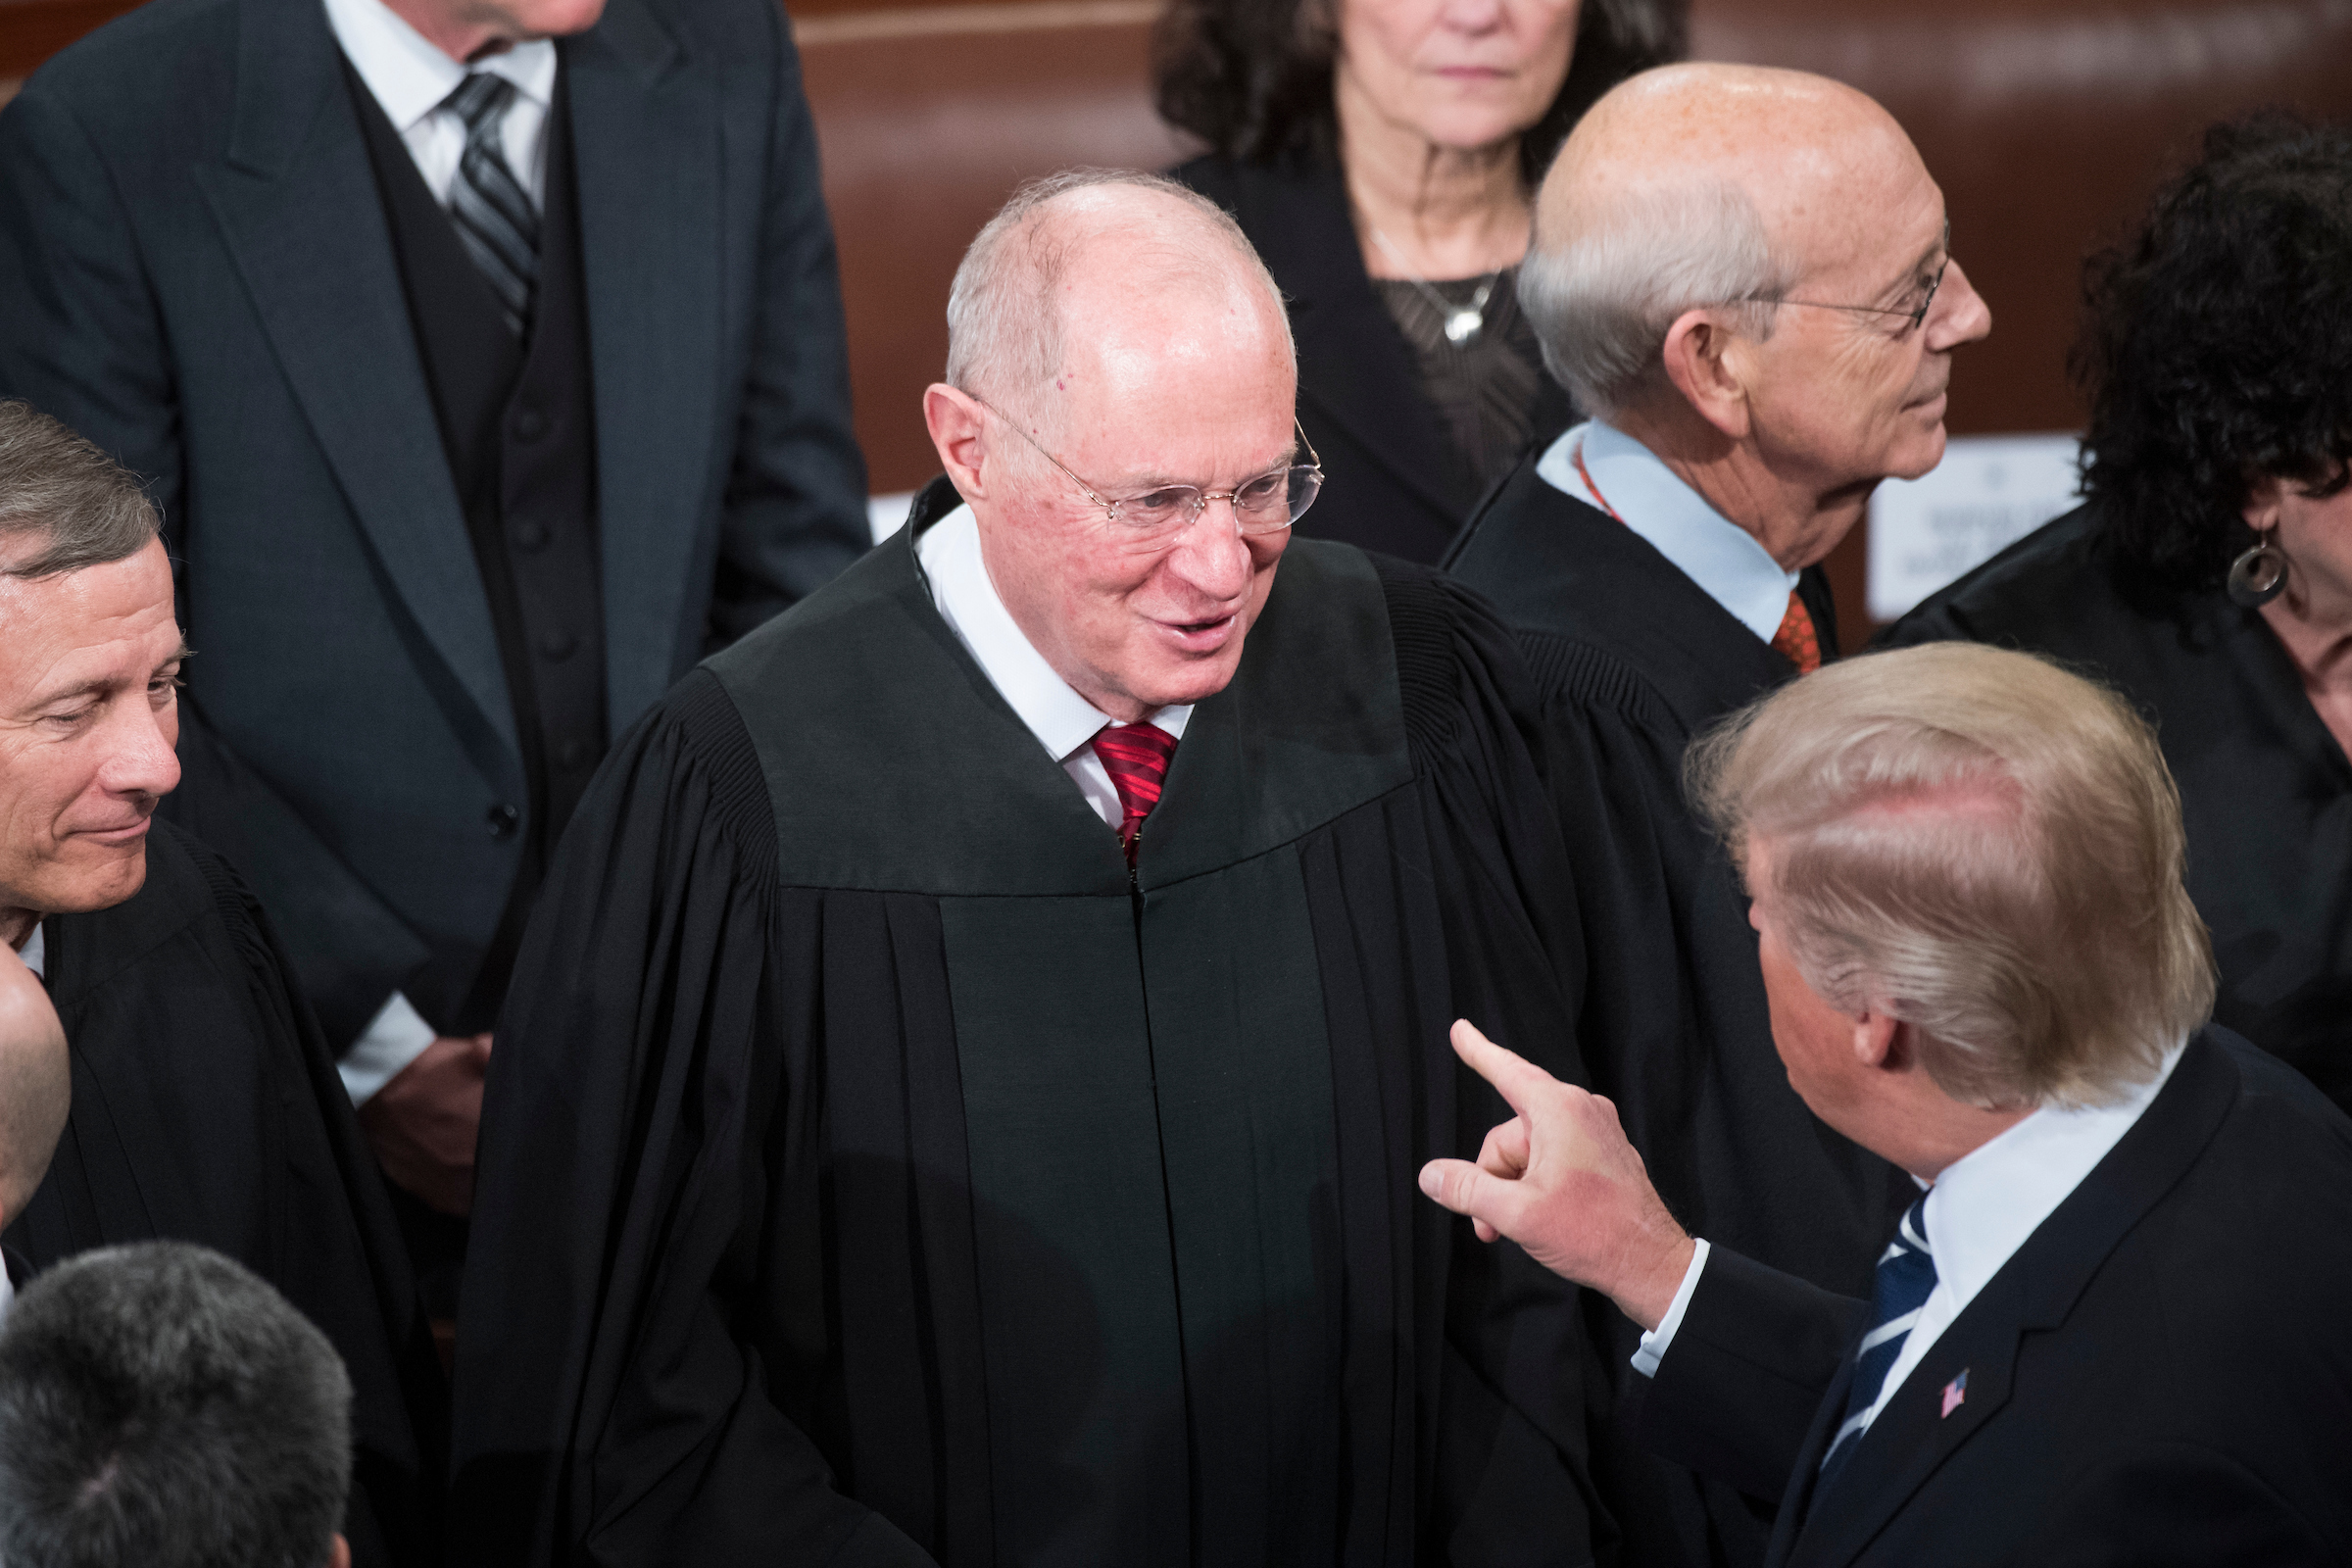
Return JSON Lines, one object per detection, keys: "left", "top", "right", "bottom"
{"left": 1922, "top": 1037, "right": 2189, "bottom": 1310}
{"left": 322, "top": 0, "right": 557, "bottom": 135}
{"left": 15, "top": 922, "right": 42, "bottom": 981}
{"left": 914, "top": 502, "right": 1191, "bottom": 762}
{"left": 1535, "top": 419, "right": 1801, "bottom": 646}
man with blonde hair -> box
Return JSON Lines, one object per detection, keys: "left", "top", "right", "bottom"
{"left": 1422, "top": 643, "right": 2352, "bottom": 1564}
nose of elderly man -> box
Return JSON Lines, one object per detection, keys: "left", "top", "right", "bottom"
{"left": 1157, "top": 501, "right": 1263, "bottom": 603}
{"left": 1927, "top": 258, "right": 1994, "bottom": 351}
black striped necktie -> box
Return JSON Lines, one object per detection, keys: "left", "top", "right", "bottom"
{"left": 443, "top": 73, "right": 539, "bottom": 339}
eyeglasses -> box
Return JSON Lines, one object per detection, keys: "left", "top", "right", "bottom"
{"left": 972, "top": 395, "right": 1325, "bottom": 543}
{"left": 1753, "top": 225, "right": 1953, "bottom": 335}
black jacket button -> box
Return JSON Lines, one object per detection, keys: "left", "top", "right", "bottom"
{"left": 486, "top": 803, "right": 520, "bottom": 840}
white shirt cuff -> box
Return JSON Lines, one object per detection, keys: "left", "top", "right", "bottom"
{"left": 1631, "top": 1238, "right": 1711, "bottom": 1378}
{"left": 338, "top": 992, "right": 437, "bottom": 1105}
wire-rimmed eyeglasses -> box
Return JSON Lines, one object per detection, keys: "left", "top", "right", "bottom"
{"left": 971, "top": 394, "right": 1325, "bottom": 542}
{"left": 1751, "top": 225, "right": 1953, "bottom": 334}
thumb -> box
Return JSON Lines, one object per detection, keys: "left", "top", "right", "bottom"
{"left": 1418, "top": 1157, "right": 1520, "bottom": 1237}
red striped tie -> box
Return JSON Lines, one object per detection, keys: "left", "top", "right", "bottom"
{"left": 1092, "top": 721, "right": 1177, "bottom": 864}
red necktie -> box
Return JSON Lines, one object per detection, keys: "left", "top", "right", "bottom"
{"left": 1771, "top": 593, "right": 1823, "bottom": 673}
{"left": 1092, "top": 721, "right": 1177, "bottom": 864}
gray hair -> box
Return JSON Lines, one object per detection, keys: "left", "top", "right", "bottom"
{"left": 1519, "top": 178, "right": 1789, "bottom": 417}
{"left": 0, "top": 1243, "right": 353, "bottom": 1568}
{"left": 944, "top": 168, "right": 1292, "bottom": 413}
{"left": 0, "top": 401, "right": 162, "bottom": 580}
{"left": 1688, "top": 643, "right": 2217, "bottom": 1112}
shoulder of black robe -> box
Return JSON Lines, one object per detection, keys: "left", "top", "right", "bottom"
{"left": 451, "top": 487, "right": 1603, "bottom": 1568}
{"left": 1884, "top": 501, "right": 2352, "bottom": 1106}
{"left": 8, "top": 820, "right": 446, "bottom": 1568}
{"left": 1447, "top": 459, "right": 1909, "bottom": 1566}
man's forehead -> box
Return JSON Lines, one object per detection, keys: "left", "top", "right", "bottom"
{"left": 0, "top": 553, "right": 183, "bottom": 706}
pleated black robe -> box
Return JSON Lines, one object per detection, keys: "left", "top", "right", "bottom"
{"left": 1446, "top": 462, "right": 1910, "bottom": 1568}
{"left": 1884, "top": 502, "right": 2352, "bottom": 1107}
{"left": 4, "top": 821, "right": 446, "bottom": 1568}
{"left": 450, "top": 480, "right": 1604, "bottom": 1567}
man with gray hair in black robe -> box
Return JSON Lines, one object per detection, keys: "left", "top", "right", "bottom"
{"left": 451, "top": 170, "right": 1600, "bottom": 1567}
{"left": 0, "top": 402, "right": 443, "bottom": 1566}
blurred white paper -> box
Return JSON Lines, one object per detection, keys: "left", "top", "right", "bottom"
{"left": 868, "top": 491, "right": 915, "bottom": 544}
{"left": 1867, "top": 434, "right": 2082, "bottom": 622}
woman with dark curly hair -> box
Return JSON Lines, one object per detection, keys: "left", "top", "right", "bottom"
{"left": 1156, "top": 0, "right": 1683, "bottom": 562}
{"left": 1886, "top": 115, "right": 2352, "bottom": 1108}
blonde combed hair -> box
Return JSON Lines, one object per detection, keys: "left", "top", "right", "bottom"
{"left": 1688, "top": 643, "right": 2215, "bottom": 1110}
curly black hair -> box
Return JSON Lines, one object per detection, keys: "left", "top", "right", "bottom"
{"left": 2077, "top": 114, "right": 2352, "bottom": 591}
{"left": 1152, "top": 0, "right": 1687, "bottom": 191}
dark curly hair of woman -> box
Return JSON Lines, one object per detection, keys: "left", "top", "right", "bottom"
{"left": 1152, "top": 0, "right": 1687, "bottom": 190}
{"left": 2077, "top": 114, "right": 2352, "bottom": 592}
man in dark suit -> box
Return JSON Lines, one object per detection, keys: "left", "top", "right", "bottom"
{"left": 1421, "top": 641, "right": 2352, "bottom": 1565}
{"left": 0, "top": 0, "right": 868, "bottom": 1221}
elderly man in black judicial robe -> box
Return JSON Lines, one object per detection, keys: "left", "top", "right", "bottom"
{"left": 1442, "top": 66, "right": 1994, "bottom": 1568}
{"left": 451, "top": 172, "right": 1596, "bottom": 1566}
{"left": 0, "top": 404, "right": 442, "bottom": 1565}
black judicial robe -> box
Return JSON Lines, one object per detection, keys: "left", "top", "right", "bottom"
{"left": 1446, "top": 463, "right": 1909, "bottom": 1568}
{"left": 1885, "top": 503, "right": 2352, "bottom": 1107}
{"left": 4, "top": 821, "right": 445, "bottom": 1568}
{"left": 450, "top": 480, "right": 1603, "bottom": 1567}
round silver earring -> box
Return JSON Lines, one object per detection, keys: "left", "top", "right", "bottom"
{"left": 2227, "top": 532, "right": 2289, "bottom": 609}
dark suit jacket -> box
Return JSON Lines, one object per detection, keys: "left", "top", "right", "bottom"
{"left": 0, "top": 0, "right": 868, "bottom": 1045}
{"left": 1173, "top": 152, "right": 1576, "bottom": 564}
{"left": 1637, "top": 1029, "right": 2352, "bottom": 1567}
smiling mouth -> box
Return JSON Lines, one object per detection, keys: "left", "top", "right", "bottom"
{"left": 76, "top": 818, "right": 153, "bottom": 847}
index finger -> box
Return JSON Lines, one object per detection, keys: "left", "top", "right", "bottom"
{"left": 1448, "top": 1018, "right": 1563, "bottom": 1118}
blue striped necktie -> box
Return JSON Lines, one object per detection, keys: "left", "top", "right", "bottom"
{"left": 1816, "top": 1192, "right": 1938, "bottom": 1493}
{"left": 443, "top": 73, "right": 539, "bottom": 338}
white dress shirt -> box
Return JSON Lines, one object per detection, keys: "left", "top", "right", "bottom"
{"left": 1537, "top": 420, "right": 1801, "bottom": 645}
{"left": 323, "top": 0, "right": 555, "bottom": 1102}
{"left": 916, "top": 503, "right": 1191, "bottom": 827}
{"left": 1637, "top": 1039, "right": 2188, "bottom": 1445}
{"left": 323, "top": 0, "right": 555, "bottom": 212}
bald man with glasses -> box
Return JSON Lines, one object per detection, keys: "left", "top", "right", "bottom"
{"left": 1442, "top": 62, "right": 1994, "bottom": 1568}
{"left": 451, "top": 169, "right": 1604, "bottom": 1568}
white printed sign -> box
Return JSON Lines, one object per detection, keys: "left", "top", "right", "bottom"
{"left": 1866, "top": 433, "right": 2082, "bottom": 622}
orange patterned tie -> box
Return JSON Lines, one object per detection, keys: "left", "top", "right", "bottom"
{"left": 1092, "top": 721, "right": 1178, "bottom": 864}
{"left": 1771, "top": 592, "right": 1822, "bottom": 674}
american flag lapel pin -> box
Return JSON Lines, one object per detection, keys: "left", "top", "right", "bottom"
{"left": 1940, "top": 1369, "right": 1969, "bottom": 1418}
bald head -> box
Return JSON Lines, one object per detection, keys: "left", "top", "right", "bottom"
{"left": 0, "top": 946, "right": 68, "bottom": 1228}
{"left": 944, "top": 171, "right": 1294, "bottom": 435}
{"left": 1522, "top": 63, "right": 1934, "bottom": 416}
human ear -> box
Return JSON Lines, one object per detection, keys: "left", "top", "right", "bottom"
{"left": 922, "top": 384, "right": 992, "bottom": 501}
{"left": 1850, "top": 1008, "right": 1901, "bottom": 1071}
{"left": 2240, "top": 475, "right": 2285, "bottom": 536}
{"left": 1658, "top": 309, "right": 1753, "bottom": 442}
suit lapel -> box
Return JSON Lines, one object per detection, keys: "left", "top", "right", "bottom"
{"left": 564, "top": 0, "right": 719, "bottom": 727}
{"left": 193, "top": 0, "right": 515, "bottom": 754}
{"left": 1237, "top": 160, "right": 1467, "bottom": 525}
{"left": 1783, "top": 1036, "right": 2240, "bottom": 1567}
